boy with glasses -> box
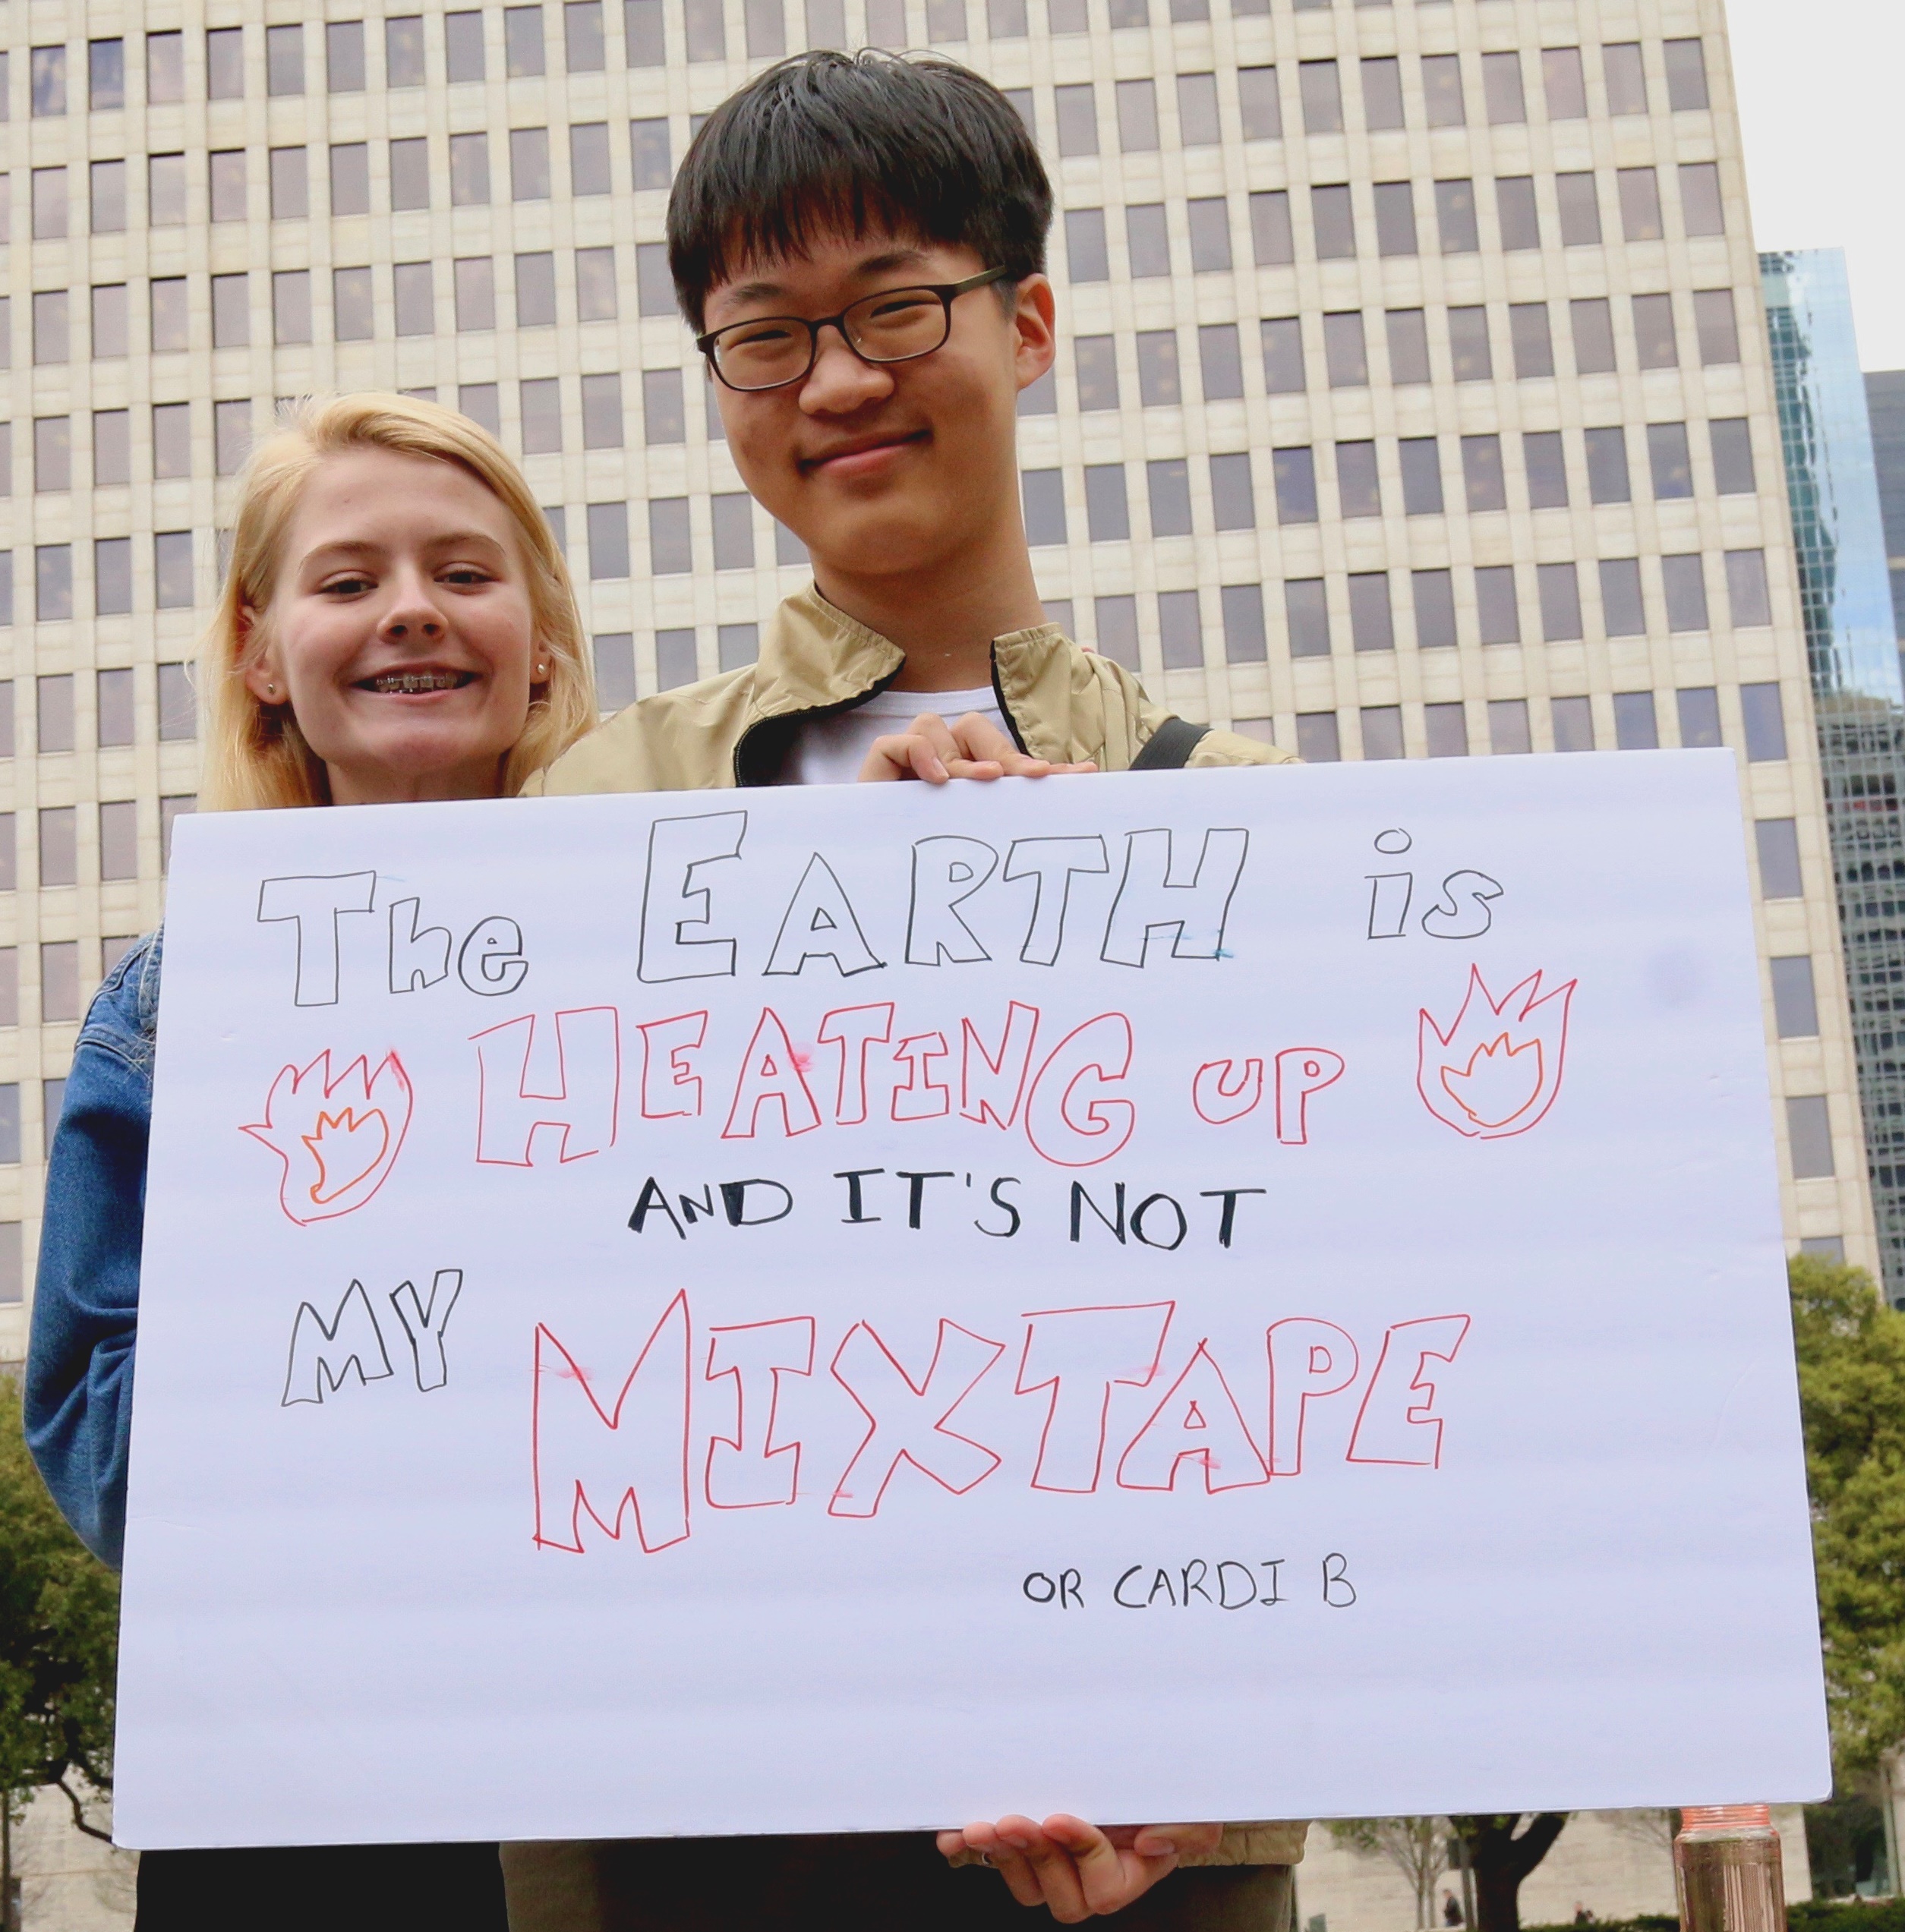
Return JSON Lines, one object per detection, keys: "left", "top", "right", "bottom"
{"left": 518, "top": 49, "right": 1302, "bottom": 1931}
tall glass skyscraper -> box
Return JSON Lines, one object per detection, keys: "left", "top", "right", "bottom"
{"left": 1763, "top": 249, "right": 1905, "bottom": 1300}
{"left": 1867, "top": 367, "right": 1905, "bottom": 653}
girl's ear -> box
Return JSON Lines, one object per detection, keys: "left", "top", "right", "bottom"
{"left": 237, "top": 607, "right": 282, "bottom": 708}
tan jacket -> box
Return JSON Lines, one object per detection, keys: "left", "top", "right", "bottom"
{"left": 526, "top": 582, "right": 1296, "bottom": 796}
{"left": 507, "top": 588, "right": 1307, "bottom": 1921}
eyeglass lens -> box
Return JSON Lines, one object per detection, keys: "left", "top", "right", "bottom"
{"left": 714, "top": 286, "right": 950, "bottom": 389}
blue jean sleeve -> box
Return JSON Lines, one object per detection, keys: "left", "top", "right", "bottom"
{"left": 26, "top": 1016, "right": 153, "bottom": 1571}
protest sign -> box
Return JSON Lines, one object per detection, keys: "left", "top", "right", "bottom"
{"left": 114, "top": 752, "right": 1829, "bottom": 1848}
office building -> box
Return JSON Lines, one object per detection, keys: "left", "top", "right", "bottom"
{"left": 1868, "top": 367, "right": 1905, "bottom": 651}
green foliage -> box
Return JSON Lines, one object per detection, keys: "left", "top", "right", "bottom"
{"left": 1790, "top": 1253, "right": 1905, "bottom": 1779}
{"left": 0, "top": 1373, "right": 118, "bottom": 1829}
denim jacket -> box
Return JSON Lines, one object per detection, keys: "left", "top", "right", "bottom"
{"left": 25, "top": 930, "right": 161, "bottom": 1569}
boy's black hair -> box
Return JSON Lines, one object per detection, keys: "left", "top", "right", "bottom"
{"left": 667, "top": 50, "right": 1053, "bottom": 331}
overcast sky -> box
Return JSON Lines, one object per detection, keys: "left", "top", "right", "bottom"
{"left": 1727, "top": 0, "right": 1905, "bottom": 372}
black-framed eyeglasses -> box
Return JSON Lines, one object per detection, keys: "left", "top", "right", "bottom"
{"left": 695, "top": 267, "right": 1012, "bottom": 393}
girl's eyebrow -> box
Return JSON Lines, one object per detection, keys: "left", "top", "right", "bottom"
{"left": 300, "top": 531, "right": 510, "bottom": 570}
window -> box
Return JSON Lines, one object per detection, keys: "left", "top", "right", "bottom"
{"left": 654, "top": 629, "right": 698, "bottom": 691}
{"left": 1188, "top": 200, "right": 1232, "bottom": 273}
{"left": 1771, "top": 957, "right": 1818, "bottom": 1039}
{"left": 1373, "top": 182, "right": 1417, "bottom": 257}
{"left": 627, "top": 0, "right": 667, "bottom": 62}
{"left": 567, "top": 1, "right": 607, "bottom": 69}
{"left": 1094, "top": 597, "right": 1139, "bottom": 672}
{"left": 1157, "top": 592, "right": 1200, "bottom": 670}
{"left": 327, "top": 21, "right": 366, "bottom": 92}
{"left": 569, "top": 123, "right": 612, "bottom": 197}
{"left": 37, "top": 676, "right": 73, "bottom": 752}
{"left": 155, "top": 533, "right": 192, "bottom": 609}
{"left": 1618, "top": 168, "right": 1664, "bottom": 241}
{"left": 1665, "top": 39, "right": 1710, "bottom": 112}
{"left": 1489, "top": 700, "right": 1532, "bottom": 755}
{"left": 93, "top": 410, "right": 129, "bottom": 487}
{"left": 1211, "top": 455, "right": 1254, "bottom": 531}
{"left": 1349, "top": 575, "right": 1393, "bottom": 653}
{"left": 1362, "top": 708, "right": 1405, "bottom": 761}
{"left": 1425, "top": 704, "right": 1468, "bottom": 758}
{"left": 1757, "top": 819, "right": 1802, "bottom": 899}
{"left": 1524, "top": 431, "right": 1568, "bottom": 509}
{"left": 517, "top": 253, "right": 558, "bottom": 327}
{"left": 506, "top": 6, "right": 548, "bottom": 76}
{"left": 1556, "top": 174, "right": 1601, "bottom": 247}
{"left": 1074, "top": 336, "right": 1118, "bottom": 412}
{"left": 213, "top": 401, "right": 250, "bottom": 477}
{"left": 1449, "top": 307, "right": 1492, "bottom": 382}
{"left": 209, "top": 150, "right": 247, "bottom": 224}
{"left": 1286, "top": 580, "right": 1329, "bottom": 657}
{"left": 1742, "top": 684, "right": 1787, "bottom": 761}
{"left": 1199, "top": 325, "right": 1244, "bottom": 401}
{"left": 1483, "top": 50, "right": 1525, "bottom": 124}
{"left": 267, "top": 147, "right": 308, "bottom": 222}
{"left": 1497, "top": 177, "right": 1539, "bottom": 251}
{"left": 34, "top": 291, "right": 70, "bottom": 365}
{"left": 152, "top": 403, "right": 190, "bottom": 478}
{"left": 99, "top": 801, "right": 137, "bottom": 879}
{"left": 393, "top": 263, "right": 434, "bottom": 336}
{"left": 1361, "top": 57, "right": 1403, "bottom": 131}
{"left": 267, "top": 24, "right": 304, "bottom": 94}
{"left": 1421, "top": 54, "right": 1465, "bottom": 126}
{"left": 326, "top": 145, "right": 369, "bottom": 218}
{"left": 1022, "top": 471, "right": 1065, "bottom": 547}
{"left": 1065, "top": 210, "right": 1109, "bottom": 282}
{"left": 1787, "top": 1097, "right": 1834, "bottom": 1180}
{"left": 569, "top": 247, "right": 615, "bottom": 322}
{"left": 1585, "top": 427, "right": 1631, "bottom": 504}
{"left": 207, "top": 27, "right": 244, "bottom": 99}
{"left": 1298, "top": 61, "right": 1342, "bottom": 135}
{"left": 1663, "top": 555, "right": 1708, "bottom": 632}
{"left": 1250, "top": 191, "right": 1294, "bottom": 266}
{"left": 39, "top": 808, "right": 77, "bottom": 887}
{"left": 387, "top": 16, "right": 427, "bottom": 85}
{"left": 1084, "top": 465, "right": 1130, "bottom": 542}
{"left": 522, "top": 378, "right": 562, "bottom": 454}
{"left": 31, "top": 46, "right": 68, "bottom": 118}
{"left": 1322, "top": 312, "right": 1367, "bottom": 388}
{"left": 511, "top": 128, "right": 550, "bottom": 200}
{"left": 1399, "top": 438, "right": 1443, "bottom": 515}
{"left": 1552, "top": 696, "right": 1594, "bottom": 753}
{"left": 1571, "top": 298, "right": 1616, "bottom": 375}
{"left": 630, "top": 118, "right": 671, "bottom": 192}
{"left": 1601, "top": 561, "right": 1646, "bottom": 638}
{"left": 1055, "top": 85, "right": 1097, "bottom": 156}
{"left": 1711, "top": 420, "right": 1755, "bottom": 495}
{"left": 1462, "top": 435, "right": 1506, "bottom": 513}
{"left": 1681, "top": 163, "right": 1725, "bottom": 238}
{"left": 1273, "top": 449, "right": 1319, "bottom": 525}
{"left": 391, "top": 137, "right": 430, "bottom": 210}
{"left": 34, "top": 547, "right": 72, "bottom": 625}
{"left": 1604, "top": 43, "right": 1647, "bottom": 116}
{"left": 588, "top": 503, "right": 630, "bottom": 578}
{"left": 33, "top": 419, "right": 70, "bottom": 494}
{"left": 1296, "top": 714, "right": 1340, "bottom": 763}
{"left": 212, "top": 274, "right": 250, "bottom": 348}
{"left": 1238, "top": 66, "right": 1281, "bottom": 140}
{"left": 455, "top": 257, "right": 496, "bottom": 332}
{"left": 644, "top": 499, "right": 690, "bottom": 575}
{"left": 32, "top": 168, "right": 68, "bottom": 240}
{"left": 711, "top": 495, "right": 754, "bottom": 572}
{"left": 147, "top": 32, "right": 185, "bottom": 103}
{"left": 1127, "top": 206, "right": 1171, "bottom": 277}
{"left": 1510, "top": 304, "right": 1554, "bottom": 379}
{"left": 1414, "top": 571, "right": 1457, "bottom": 648}
{"left": 1117, "top": 78, "right": 1159, "bottom": 151}
{"left": 90, "top": 160, "right": 126, "bottom": 233}
{"left": 1312, "top": 185, "right": 1355, "bottom": 259}
{"left": 92, "top": 285, "right": 128, "bottom": 359}
{"left": 581, "top": 373, "right": 623, "bottom": 448}
{"left": 446, "top": 132, "right": 490, "bottom": 206}
{"left": 1476, "top": 566, "right": 1519, "bottom": 645}
{"left": 1253, "top": 321, "right": 1303, "bottom": 398}
{"left": 333, "top": 268, "right": 374, "bottom": 342}
{"left": 92, "top": 540, "right": 128, "bottom": 619}
{"left": 1137, "top": 331, "right": 1181, "bottom": 406}
{"left": 593, "top": 634, "right": 636, "bottom": 712}
{"left": 1147, "top": 462, "right": 1192, "bottom": 539}
{"left": 642, "top": 369, "right": 685, "bottom": 444}
{"left": 458, "top": 384, "right": 500, "bottom": 438}
{"left": 158, "top": 661, "right": 197, "bottom": 740}
{"left": 1727, "top": 550, "right": 1772, "bottom": 629}
{"left": 1432, "top": 180, "right": 1478, "bottom": 255}
{"left": 159, "top": 796, "right": 194, "bottom": 870}
{"left": 1336, "top": 442, "right": 1380, "bottom": 519}
{"left": 1543, "top": 46, "right": 1587, "bottom": 118}
{"left": 1687, "top": 291, "right": 1741, "bottom": 370}
{"left": 1537, "top": 565, "right": 1582, "bottom": 642}
{"left": 1386, "top": 310, "right": 1430, "bottom": 385}
{"left": 445, "top": 11, "right": 486, "bottom": 80}
{"left": 1648, "top": 422, "right": 1693, "bottom": 499}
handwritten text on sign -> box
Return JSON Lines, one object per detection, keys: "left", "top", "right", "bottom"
{"left": 115, "top": 755, "right": 1828, "bottom": 1849}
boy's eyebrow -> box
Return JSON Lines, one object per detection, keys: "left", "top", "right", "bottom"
{"left": 721, "top": 244, "right": 935, "bottom": 309}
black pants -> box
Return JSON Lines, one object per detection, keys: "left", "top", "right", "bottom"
{"left": 134, "top": 1842, "right": 509, "bottom": 1932}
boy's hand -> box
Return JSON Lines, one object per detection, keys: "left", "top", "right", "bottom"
{"left": 936, "top": 1816, "right": 1222, "bottom": 1921}
{"left": 859, "top": 712, "right": 1096, "bottom": 784}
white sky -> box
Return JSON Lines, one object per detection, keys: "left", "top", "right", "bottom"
{"left": 1726, "top": 0, "right": 1905, "bottom": 372}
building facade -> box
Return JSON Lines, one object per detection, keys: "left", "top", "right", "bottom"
{"left": 1761, "top": 251, "right": 1905, "bottom": 1300}
{"left": 0, "top": 0, "right": 1881, "bottom": 1376}
{"left": 1868, "top": 367, "right": 1905, "bottom": 653}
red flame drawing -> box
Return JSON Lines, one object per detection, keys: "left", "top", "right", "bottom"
{"left": 1418, "top": 967, "right": 1575, "bottom": 1140}
{"left": 243, "top": 1051, "right": 415, "bottom": 1224}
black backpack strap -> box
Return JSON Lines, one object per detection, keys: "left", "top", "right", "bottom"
{"left": 1129, "top": 716, "right": 1211, "bottom": 771}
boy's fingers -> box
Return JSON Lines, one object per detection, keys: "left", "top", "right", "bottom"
{"left": 1044, "top": 1814, "right": 1176, "bottom": 1916}
{"left": 1131, "top": 1822, "right": 1223, "bottom": 1860}
{"left": 963, "top": 1818, "right": 1057, "bottom": 1911}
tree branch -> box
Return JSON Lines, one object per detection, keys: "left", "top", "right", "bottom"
{"left": 56, "top": 1777, "right": 113, "bottom": 1844}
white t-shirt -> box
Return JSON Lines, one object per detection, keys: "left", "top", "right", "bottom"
{"left": 781, "top": 685, "right": 1010, "bottom": 786}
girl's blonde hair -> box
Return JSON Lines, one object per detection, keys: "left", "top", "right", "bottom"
{"left": 198, "top": 392, "right": 598, "bottom": 811}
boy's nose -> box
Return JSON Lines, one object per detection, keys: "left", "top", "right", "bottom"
{"left": 799, "top": 331, "right": 895, "bottom": 414}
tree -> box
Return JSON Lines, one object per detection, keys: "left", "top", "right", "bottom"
{"left": 1449, "top": 1813, "right": 1569, "bottom": 1932}
{"left": 1789, "top": 1253, "right": 1905, "bottom": 1782}
{"left": 0, "top": 1374, "right": 119, "bottom": 1931}
{"left": 1328, "top": 1815, "right": 1451, "bottom": 1929}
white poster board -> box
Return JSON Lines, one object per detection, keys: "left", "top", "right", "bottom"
{"left": 115, "top": 752, "right": 1830, "bottom": 1848}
